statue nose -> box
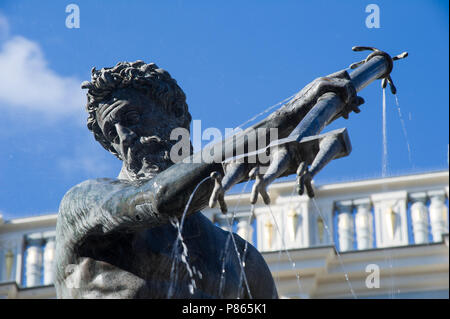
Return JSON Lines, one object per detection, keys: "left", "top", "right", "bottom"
{"left": 115, "top": 123, "right": 136, "bottom": 147}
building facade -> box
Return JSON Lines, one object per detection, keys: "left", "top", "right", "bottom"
{"left": 0, "top": 170, "right": 448, "bottom": 299}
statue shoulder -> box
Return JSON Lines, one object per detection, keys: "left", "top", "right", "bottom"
{"left": 58, "top": 178, "right": 126, "bottom": 222}
{"left": 60, "top": 178, "right": 125, "bottom": 207}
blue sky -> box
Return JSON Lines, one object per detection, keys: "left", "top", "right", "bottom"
{"left": 0, "top": 1, "right": 448, "bottom": 219}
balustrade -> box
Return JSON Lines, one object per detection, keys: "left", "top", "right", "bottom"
{"left": 354, "top": 198, "right": 374, "bottom": 250}
{"left": 410, "top": 192, "right": 429, "bottom": 244}
{"left": 210, "top": 187, "right": 448, "bottom": 253}
{"left": 336, "top": 200, "right": 354, "bottom": 252}
{"left": 428, "top": 190, "right": 448, "bottom": 242}
{"left": 0, "top": 231, "right": 56, "bottom": 287}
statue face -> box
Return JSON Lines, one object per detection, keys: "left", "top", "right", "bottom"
{"left": 96, "top": 88, "right": 178, "bottom": 180}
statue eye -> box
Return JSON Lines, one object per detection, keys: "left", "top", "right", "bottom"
{"left": 125, "top": 111, "right": 140, "bottom": 124}
{"left": 107, "top": 128, "right": 118, "bottom": 142}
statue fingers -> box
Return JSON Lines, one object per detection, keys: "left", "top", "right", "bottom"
{"left": 296, "top": 161, "right": 314, "bottom": 197}
{"left": 209, "top": 162, "right": 248, "bottom": 213}
{"left": 249, "top": 145, "right": 294, "bottom": 204}
{"left": 342, "top": 95, "right": 365, "bottom": 119}
{"left": 209, "top": 171, "right": 228, "bottom": 214}
{"left": 296, "top": 161, "right": 307, "bottom": 176}
{"left": 249, "top": 166, "right": 271, "bottom": 205}
{"left": 297, "top": 173, "right": 314, "bottom": 198}
{"left": 297, "top": 173, "right": 306, "bottom": 196}
{"left": 350, "top": 95, "right": 364, "bottom": 111}
{"left": 316, "top": 77, "right": 355, "bottom": 106}
{"left": 221, "top": 161, "right": 248, "bottom": 191}
{"left": 305, "top": 177, "right": 315, "bottom": 198}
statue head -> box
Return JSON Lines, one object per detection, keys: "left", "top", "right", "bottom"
{"left": 81, "top": 61, "right": 192, "bottom": 180}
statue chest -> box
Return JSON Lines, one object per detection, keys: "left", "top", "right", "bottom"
{"left": 72, "top": 214, "right": 241, "bottom": 298}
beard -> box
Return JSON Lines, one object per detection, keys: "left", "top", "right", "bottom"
{"left": 122, "top": 135, "right": 175, "bottom": 180}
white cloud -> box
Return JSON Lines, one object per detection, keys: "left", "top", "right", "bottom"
{"left": 0, "top": 14, "right": 84, "bottom": 117}
{"left": 0, "top": 12, "right": 9, "bottom": 39}
{"left": 0, "top": 36, "right": 85, "bottom": 116}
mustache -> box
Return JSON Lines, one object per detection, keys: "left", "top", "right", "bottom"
{"left": 139, "top": 135, "right": 163, "bottom": 146}
{"left": 124, "top": 135, "right": 174, "bottom": 173}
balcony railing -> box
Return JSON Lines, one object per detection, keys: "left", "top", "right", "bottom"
{"left": 0, "top": 215, "right": 56, "bottom": 288}
{"left": 207, "top": 172, "right": 449, "bottom": 253}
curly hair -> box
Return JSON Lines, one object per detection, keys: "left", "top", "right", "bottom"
{"left": 81, "top": 60, "right": 192, "bottom": 158}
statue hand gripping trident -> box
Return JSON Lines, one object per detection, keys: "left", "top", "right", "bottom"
{"left": 209, "top": 47, "right": 408, "bottom": 210}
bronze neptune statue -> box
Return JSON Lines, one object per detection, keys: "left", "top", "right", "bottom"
{"left": 55, "top": 47, "right": 406, "bottom": 298}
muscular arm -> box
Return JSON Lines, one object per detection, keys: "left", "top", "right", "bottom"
{"left": 57, "top": 77, "right": 333, "bottom": 238}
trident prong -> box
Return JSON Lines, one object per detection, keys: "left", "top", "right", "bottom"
{"left": 387, "top": 75, "right": 397, "bottom": 95}
{"left": 350, "top": 46, "right": 407, "bottom": 96}
{"left": 393, "top": 52, "right": 408, "bottom": 61}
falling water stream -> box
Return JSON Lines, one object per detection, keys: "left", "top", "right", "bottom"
{"left": 235, "top": 204, "right": 254, "bottom": 298}
{"left": 218, "top": 179, "right": 253, "bottom": 298}
{"left": 274, "top": 186, "right": 297, "bottom": 289}
{"left": 266, "top": 205, "right": 304, "bottom": 296}
{"left": 167, "top": 176, "right": 211, "bottom": 298}
{"left": 381, "top": 87, "right": 399, "bottom": 299}
{"left": 218, "top": 233, "right": 232, "bottom": 297}
{"left": 394, "top": 94, "right": 413, "bottom": 168}
{"left": 382, "top": 88, "right": 388, "bottom": 178}
{"left": 223, "top": 215, "right": 252, "bottom": 299}
{"left": 168, "top": 217, "right": 202, "bottom": 296}
{"left": 391, "top": 88, "right": 420, "bottom": 298}
{"left": 235, "top": 184, "right": 307, "bottom": 298}
{"left": 311, "top": 198, "right": 357, "bottom": 299}
{"left": 390, "top": 90, "right": 416, "bottom": 298}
